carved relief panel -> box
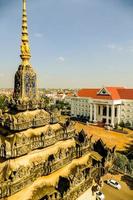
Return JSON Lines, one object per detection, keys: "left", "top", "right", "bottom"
{"left": 14, "top": 65, "right": 37, "bottom": 101}
{"left": 14, "top": 71, "right": 21, "bottom": 99}
{"left": 24, "top": 72, "right": 37, "bottom": 98}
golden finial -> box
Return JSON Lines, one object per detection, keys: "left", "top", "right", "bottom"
{"left": 20, "top": 0, "right": 31, "bottom": 63}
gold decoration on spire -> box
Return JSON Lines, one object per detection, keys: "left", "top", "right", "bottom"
{"left": 20, "top": 0, "right": 31, "bottom": 63}
{"left": 14, "top": 0, "right": 38, "bottom": 105}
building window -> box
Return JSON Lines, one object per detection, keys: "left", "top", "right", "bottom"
{"left": 103, "top": 106, "right": 107, "bottom": 116}
{"left": 115, "top": 107, "right": 117, "bottom": 117}
{"left": 98, "top": 106, "right": 100, "bottom": 115}
{"left": 109, "top": 107, "right": 111, "bottom": 117}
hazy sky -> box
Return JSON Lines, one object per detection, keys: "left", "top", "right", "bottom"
{"left": 0, "top": 0, "right": 133, "bottom": 88}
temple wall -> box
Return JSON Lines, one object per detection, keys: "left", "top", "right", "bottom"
{"left": 0, "top": 136, "right": 92, "bottom": 199}
{"left": 0, "top": 127, "right": 76, "bottom": 158}
{"left": 6, "top": 159, "right": 102, "bottom": 200}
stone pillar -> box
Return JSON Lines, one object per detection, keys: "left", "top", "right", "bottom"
{"left": 111, "top": 104, "right": 115, "bottom": 127}
{"left": 106, "top": 105, "right": 109, "bottom": 124}
{"left": 93, "top": 104, "right": 97, "bottom": 122}
{"left": 90, "top": 104, "right": 93, "bottom": 122}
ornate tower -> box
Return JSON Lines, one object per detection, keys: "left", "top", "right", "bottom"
{"left": 14, "top": 0, "right": 37, "bottom": 107}
{"left": 0, "top": 1, "right": 106, "bottom": 200}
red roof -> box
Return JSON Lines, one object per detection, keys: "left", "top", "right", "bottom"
{"left": 66, "top": 92, "right": 73, "bottom": 97}
{"left": 117, "top": 89, "right": 133, "bottom": 100}
{"left": 77, "top": 87, "right": 133, "bottom": 100}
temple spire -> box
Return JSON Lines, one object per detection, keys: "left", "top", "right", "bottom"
{"left": 13, "top": 0, "right": 37, "bottom": 105}
{"left": 20, "top": 0, "right": 31, "bottom": 64}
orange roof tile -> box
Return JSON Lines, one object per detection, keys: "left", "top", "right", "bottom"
{"left": 78, "top": 87, "right": 133, "bottom": 100}
{"left": 117, "top": 89, "right": 133, "bottom": 100}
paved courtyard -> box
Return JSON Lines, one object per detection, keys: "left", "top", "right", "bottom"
{"left": 77, "top": 188, "right": 96, "bottom": 200}
{"left": 77, "top": 173, "right": 133, "bottom": 200}
{"left": 101, "top": 173, "right": 133, "bottom": 200}
{"left": 75, "top": 122, "right": 133, "bottom": 152}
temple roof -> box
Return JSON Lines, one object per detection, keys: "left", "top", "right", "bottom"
{"left": 0, "top": 139, "right": 76, "bottom": 182}
{"left": 0, "top": 109, "right": 50, "bottom": 132}
{"left": 90, "top": 151, "right": 102, "bottom": 161}
{"left": 0, "top": 122, "right": 63, "bottom": 148}
{"left": 7, "top": 151, "right": 101, "bottom": 200}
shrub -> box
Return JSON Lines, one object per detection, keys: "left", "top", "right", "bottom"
{"left": 125, "top": 121, "right": 131, "bottom": 128}
{"left": 0, "top": 95, "right": 8, "bottom": 111}
{"left": 119, "top": 121, "right": 125, "bottom": 128}
{"left": 114, "top": 153, "right": 128, "bottom": 171}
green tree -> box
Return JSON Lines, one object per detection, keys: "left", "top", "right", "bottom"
{"left": 125, "top": 121, "right": 131, "bottom": 128}
{"left": 128, "top": 160, "right": 133, "bottom": 174}
{"left": 119, "top": 121, "right": 125, "bottom": 128}
{"left": 56, "top": 101, "right": 65, "bottom": 110}
{"left": 114, "top": 153, "right": 128, "bottom": 171}
{"left": 0, "top": 95, "right": 8, "bottom": 111}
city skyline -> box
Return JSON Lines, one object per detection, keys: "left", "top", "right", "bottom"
{"left": 0, "top": 0, "right": 133, "bottom": 88}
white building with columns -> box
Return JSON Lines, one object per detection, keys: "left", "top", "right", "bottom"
{"left": 71, "top": 87, "right": 133, "bottom": 127}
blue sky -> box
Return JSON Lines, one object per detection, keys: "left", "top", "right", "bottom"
{"left": 0, "top": 0, "right": 133, "bottom": 88}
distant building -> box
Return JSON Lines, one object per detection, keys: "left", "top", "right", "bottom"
{"left": 0, "top": 88, "right": 13, "bottom": 96}
{"left": 71, "top": 87, "right": 133, "bottom": 127}
{"left": 45, "top": 90, "right": 75, "bottom": 104}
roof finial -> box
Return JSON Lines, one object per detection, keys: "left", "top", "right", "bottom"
{"left": 20, "top": 0, "right": 31, "bottom": 64}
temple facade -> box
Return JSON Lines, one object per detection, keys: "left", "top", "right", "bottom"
{"left": 0, "top": 1, "right": 114, "bottom": 199}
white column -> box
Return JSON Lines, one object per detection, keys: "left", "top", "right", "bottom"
{"left": 100, "top": 105, "right": 103, "bottom": 122}
{"left": 111, "top": 104, "right": 115, "bottom": 127}
{"left": 117, "top": 105, "right": 121, "bottom": 125}
{"left": 90, "top": 104, "right": 93, "bottom": 122}
{"left": 106, "top": 105, "right": 109, "bottom": 124}
{"left": 93, "top": 104, "right": 97, "bottom": 122}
